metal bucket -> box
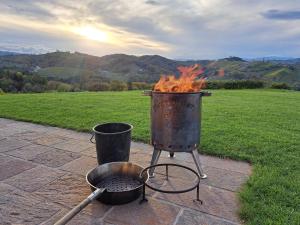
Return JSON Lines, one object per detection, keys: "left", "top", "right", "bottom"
{"left": 90, "top": 123, "right": 133, "bottom": 165}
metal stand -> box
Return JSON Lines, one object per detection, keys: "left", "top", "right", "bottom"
{"left": 140, "top": 163, "right": 202, "bottom": 204}
{"left": 191, "top": 149, "right": 207, "bottom": 179}
{"left": 149, "top": 149, "right": 161, "bottom": 177}
{"left": 149, "top": 148, "right": 207, "bottom": 179}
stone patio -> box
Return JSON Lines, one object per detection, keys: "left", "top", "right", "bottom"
{"left": 0, "top": 118, "right": 251, "bottom": 225}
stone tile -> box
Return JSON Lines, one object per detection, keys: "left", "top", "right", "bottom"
{"left": 201, "top": 166, "right": 249, "bottom": 192}
{"left": 30, "top": 148, "right": 81, "bottom": 167}
{"left": 155, "top": 179, "right": 241, "bottom": 223}
{"left": 176, "top": 209, "right": 239, "bottom": 225}
{"left": 0, "top": 154, "right": 14, "bottom": 164}
{"left": 6, "top": 144, "right": 54, "bottom": 160}
{"left": 41, "top": 208, "right": 104, "bottom": 225}
{"left": 154, "top": 163, "right": 198, "bottom": 181}
{"left": 0, "top": 182, "right": 17, "bottom": 196}
{"left": 3, "top": 166, "right": 65, "bottom": 192}
{"left": 13, "top": 130, "right": 47, "bottom": 141}
{"left": 60, "top": 156, "right": 97, "bottom": 175}
{"left": 32, "top": 134, "right": 68, "bottom": 146}
{"left": 34, "top": 173, "right": 111, "bottom": 218}
{"left": 129, "top": 151, "right": 152, "bottom": 168}
{"left": 53, "top": 139, "right": 94, "bottom": 152}
{"left": 0, "top": 157, "right": 36, "bottom": 181}
{"left": 0, "top": 186, "right": 61, "bottom": 225}
{"left": 81, "top": 146, "right": 97, "bottom": 158}
{"left": 104, "top": 197, "right": 181, "bottom": 225}
{"left": 145, "top": 173, "right": 168, "bottom": 196}
{"left": 0, "top": 123, "right": 31, "bottom": 136}
{"left": 0, "top": 118, "right": 15, "bottom": 127}
{"left": 197, "top": 155, "right": 252, "bottom": 175}
{"left": 131, "top": 142, "right": 153, "bottom": 153}
{"left": 55, "top": 130, "right": 92, "bottom": 141}
{"left": 0, "top": 138, "right": 31, "bottom": 152}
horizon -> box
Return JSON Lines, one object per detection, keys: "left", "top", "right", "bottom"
{"left": 1, "top": 49, "right": 299, "bottom": 61}
{"left": 0, "top": 1, "right": 300, "bottom": 59}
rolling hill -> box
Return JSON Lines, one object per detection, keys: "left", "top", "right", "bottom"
{"left": 0, "top": 51, "right": 299, "bottom": 86}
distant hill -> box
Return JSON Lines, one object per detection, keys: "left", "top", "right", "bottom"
{"left": 0, "top": 51, "right": 299, "bottom": 86}
{"left": 0, "top": 51, "right": 20, "bottom": 56}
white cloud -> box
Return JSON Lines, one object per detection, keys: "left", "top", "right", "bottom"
{"left": 0, "top": 0, "right": 299, "bottom": 58}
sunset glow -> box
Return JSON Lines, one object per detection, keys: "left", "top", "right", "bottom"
{"left": 73, "top": 26, "right": 108, "bottom": 42}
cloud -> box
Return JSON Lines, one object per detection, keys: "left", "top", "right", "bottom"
{"left": 145, "top": 0, "right": 160, "bottom": 5}
{"left": 0, "top": 0, "right": 299, "bottom": 58}
{"left": 262, "top": 9, "right": 300, "bottom": 20}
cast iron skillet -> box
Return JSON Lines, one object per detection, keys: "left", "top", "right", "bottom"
{"left": 54, "top": 162, "right": 149, "bottom": 225}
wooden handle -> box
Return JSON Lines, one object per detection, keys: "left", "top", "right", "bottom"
{"left": 54, "top": 188, "right": 105, "bottom": 225}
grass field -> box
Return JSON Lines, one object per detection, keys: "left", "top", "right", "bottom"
{"left": 0, "top": 89, "right": 299, "bottom": 225}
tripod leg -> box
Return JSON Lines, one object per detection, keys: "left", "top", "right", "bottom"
{"left": 149, "top": 149, "right": 161, "bottom": 177}
{"left": 191, "top": 149, "right": 207, "bottom": 179}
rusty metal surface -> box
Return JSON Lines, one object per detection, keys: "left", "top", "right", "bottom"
{"left": 151, "top": 92, "right": 203, "bottom": 152}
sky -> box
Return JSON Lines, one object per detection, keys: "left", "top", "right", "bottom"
{"left": 0, "top": 0, "right": 300, "bottom": 59}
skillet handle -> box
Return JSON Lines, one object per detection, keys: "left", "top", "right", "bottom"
{"left": 54, "top": 188, "right": 105, "bottom": 225}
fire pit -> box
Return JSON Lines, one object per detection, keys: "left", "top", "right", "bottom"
{"left": 145, "top": 64, "right": 210, "bottom": 178}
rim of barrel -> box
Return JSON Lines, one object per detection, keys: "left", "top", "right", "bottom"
{"left": 92, "top": 122, "right": 133, "bottom": 135}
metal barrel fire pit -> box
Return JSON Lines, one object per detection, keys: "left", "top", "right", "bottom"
{"left": 144, "top": 90, "right": 211, "bottom": 178}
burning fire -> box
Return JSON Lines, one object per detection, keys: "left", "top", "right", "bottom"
{"left": 154, "top": 64, "right": 206, "bottom": 92}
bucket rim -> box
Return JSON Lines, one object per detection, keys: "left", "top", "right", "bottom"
{"left": 92, "top": 122, "right": 133, "bottom": 135}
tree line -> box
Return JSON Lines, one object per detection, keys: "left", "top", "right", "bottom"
{"left": 0, "top": 69, "right": 295, "bottom": 94}
{"left": 0, "top": 69, "right": 154, "bottom": 93}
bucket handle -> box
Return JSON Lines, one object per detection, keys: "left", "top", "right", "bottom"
{"left": 90, "top": 133, "right": 95, "bottom": 144}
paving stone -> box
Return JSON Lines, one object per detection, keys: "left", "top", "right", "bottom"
{"left": 0, "top": 186, "right": 61, "bottom": 225}
{"left": 13, "top": 130, "right": 47, "bottom": 141}
{"left": 55, "top": 130, "right": 92, "bottom": 141}
{"left": 131, "top": 142, "right": 153, "bottom": 153}
{"left": 0, "top": 154, "right": 14, "bottom": 164}
{"left": 3, "top": 166, "right": 65, "bottom": 192}
{"left": 201, "top": 166, "right": 249, "bottom": 192}
{"left": 155, "top": 179, "right": 241, "bottom": 223}
{"left": 0, "top": 182, "right": 17, "bottom": 196}
{"left": 0, "top": 157, "right": 36, "bottom": 181}
{"left": 6, "top": 144, "right": 54, "bottom": 160}
{"left": 0, "top": 138, "right": 31, "bottom": 152}
{"left": 30, "top": 148, "right": 81, "bottom": 167}
{"left": 53, "top": 139, "right": 94, "bottom": 152}
{"left": 0, "top": 118, "right": 15, "bottom": 127}
{"left": 41, "top": 208, "right": 104, "bottom": 225}
{"left": 145, "top": 173, "right": 168, "bottom": 196}
{"left": 176, "top": 209, "right": 239, "bottom": 225}
{"left": 196, "top": 155, "right": 252, "bottom": 175}
{"left": 129, "top": 151, "right": 152, "bottom": 168}
{"left": 0, "top": 119, "right": 251, "bottom": 225}
{"left": 0, "top": 122, "right": 31, "bottom": 134}
{"left": 154, "top": 162, "right": 198, "bottom": 181}
{"left": 81, "top": 146, "right": 97, "bottom": 158}
{"left": 60, "top": 156, "right": 97, "bottom": 175}
{"left": 104, "top": 197, "right": 181, "bottom": 225}
{"left": 32, "top": 134, "right": 68, "bottom": 146}
{"left": 34, "top": 173, "right": 111, "bottom": 218}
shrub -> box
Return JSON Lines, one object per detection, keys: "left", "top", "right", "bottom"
{"left": 271, "top": 82, "right": 291, "bottom": 90}
{"left": 46, "top": 81, "right": 61, "bottom": 90}
{"left": 129, "top": 82, "right": 152, "bottom": 90}
{"left": 206, "top": 80, "right": 264, "bottom": 89}
{"left": 57, "top": 83, "right": 72, "bottom": 92}
{"left": 86, "top": 82, "right": 111, "bottom": 91}
{"left": 110, "top": 80, "right": 128, "bottom": 91}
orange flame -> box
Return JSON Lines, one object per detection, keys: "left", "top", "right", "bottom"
{"left": 154, "top": 64, "right": 206, "bottom": 92}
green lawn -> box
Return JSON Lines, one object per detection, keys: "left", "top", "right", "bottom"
{"left": 0, "top": 89, "right": 299, "bottom": 225}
